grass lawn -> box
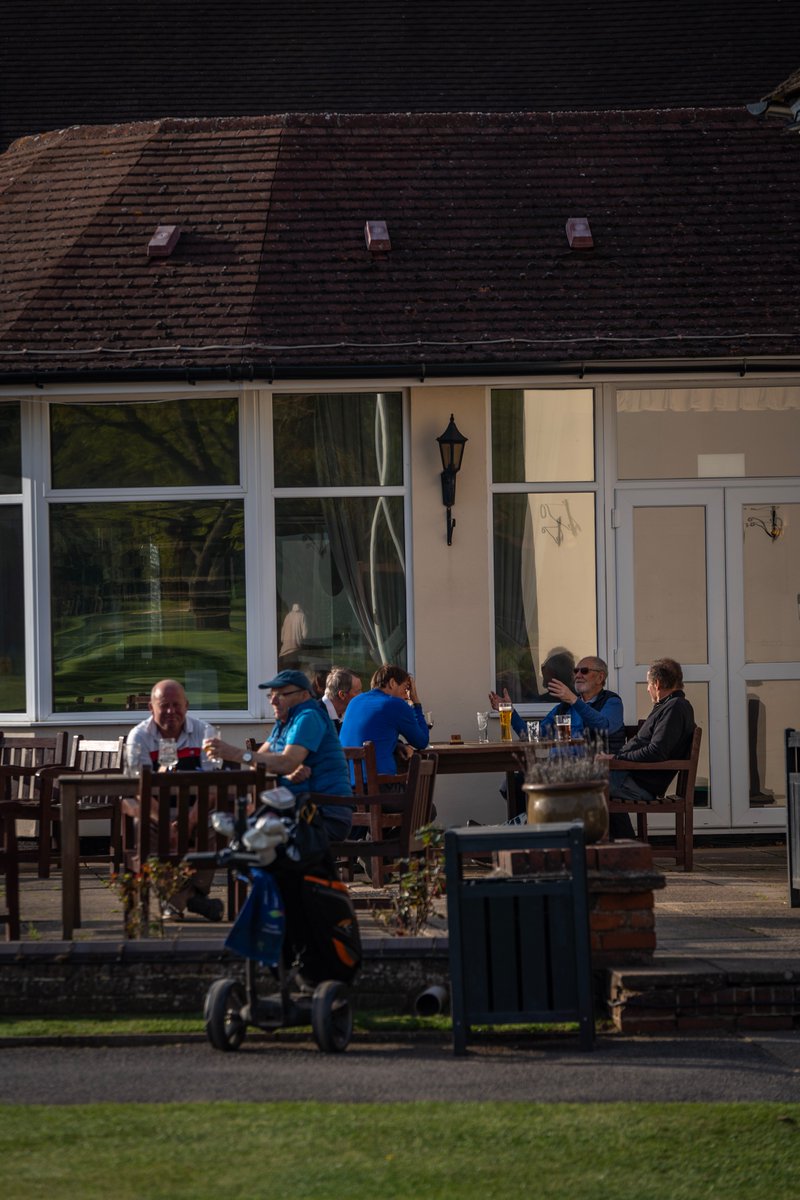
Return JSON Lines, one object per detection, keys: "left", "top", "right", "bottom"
{"left": 0, "top": 1102, "right": 798, "bottom": 1199}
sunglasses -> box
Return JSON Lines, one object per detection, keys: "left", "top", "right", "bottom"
{"left": 269, "top": 687, "right": 304, "bottom": 700}
{"left": 574, "top": 666, "right": 599, "bottom": 675}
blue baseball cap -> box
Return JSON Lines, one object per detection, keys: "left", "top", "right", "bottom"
{"left": 258, "top": 670, "right": 313, "bottom": 692}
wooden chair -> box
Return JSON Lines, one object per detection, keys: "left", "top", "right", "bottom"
{"left": 36, "top": 736, "right": 127, "bottom": 877}
{"left": 0, "top": 801, "right": 22, "bottom": 941}
{"left": 330, "top": 752, "right": 439, "bottom": 887}
{"left": 0, "top": 732, "right": 72, "bottom": 878}
{"left": 607, "top": 725, "right": 702, "bottom": 871}
{"left": 121, "top": 766, "right": 270, "bottom": 922}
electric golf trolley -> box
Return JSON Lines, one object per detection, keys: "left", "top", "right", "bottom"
{"left": 186, "top": 789, "right": 362, "bottom": 1054}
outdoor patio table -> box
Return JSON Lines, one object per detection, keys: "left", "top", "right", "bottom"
{"left": 428, "top": 739, "right": 559, "bottom": 820}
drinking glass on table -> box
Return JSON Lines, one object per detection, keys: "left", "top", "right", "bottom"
{"left": 204, "top": 726, "right": 223, "bottom": 769}
{"left": 498, "top": 702, "right": 513, "bottom": 742}
{"left": 476, "top": 711, "right": 489, "bottom": 743}
{"left": 526, "top": 720, "right": 541, "bottom": 742}
{"left": 554, "top": 712, "right": 572, "bottom": 742}
{"left": 424, "top": 711, "right": 434, "bottom": 731}
{"left": 125, "top": 742, "right": 143, "bottom": 775}
{"left": 158, "top": 737, "right": 178, "bottom": 770}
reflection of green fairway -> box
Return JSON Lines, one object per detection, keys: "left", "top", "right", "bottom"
{"left": 0, "top": 674, "right": 25, "bottom": 712}
{"left": 53, "top": 605, "right": 247, "bottom": 710}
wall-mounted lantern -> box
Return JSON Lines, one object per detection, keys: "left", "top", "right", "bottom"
{"left": 436, "top": 414, "right": 468, "bottom": 546}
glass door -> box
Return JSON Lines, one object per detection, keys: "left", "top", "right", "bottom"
{"left": 614, "top": 489, "right": 728, "bottom": 828}
{"left": 725, "top": 486, "right": 800, "bottom": 828}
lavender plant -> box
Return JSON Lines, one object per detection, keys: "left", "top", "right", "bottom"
{"left": 523, "top": 737, "right": 609, "bottom": 786}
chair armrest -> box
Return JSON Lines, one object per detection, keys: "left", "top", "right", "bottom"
{"left": 608, "top": 758, "right": 691, "bottom": 772}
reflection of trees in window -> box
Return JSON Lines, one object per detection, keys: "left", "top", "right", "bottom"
{"left": 50, "top": 500, "right": 246, "bottom": 711}
{"left": 273, "top": 392, "right": 403, "bottom": 487}
{"left": 0, "top": 507, "right": 25, "bottom": 712}
{"left": 493, "top": 494, "right": 539, "bottom": 701}
{"left": 50, "top": 397, "right": 240, "bottom": 489}
{"left": 0, "top": 403, "right": 22, "bottom": 493}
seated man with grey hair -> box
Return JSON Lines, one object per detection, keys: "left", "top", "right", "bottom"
{"left": 605, "top": 656, "right": 695, "bottom": 839}
{"left": 322, "top": 666, "right": 363, "bottom": 733}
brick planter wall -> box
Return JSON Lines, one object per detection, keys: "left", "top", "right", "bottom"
{"left": 0, "top": 938, "right": 450, "bottom": 1017}
{"left": 607, "top": 965, "right": 800, "bottom": 1034}
{"left": 496, "top": 840, "right": 665, "bottom": 967}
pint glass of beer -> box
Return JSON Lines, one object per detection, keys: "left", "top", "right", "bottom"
{"left": 555, "top": 712, "right": 572, "bottom": 742}
{"left": 499, "top": 702, "right": 513, "bottom": 742}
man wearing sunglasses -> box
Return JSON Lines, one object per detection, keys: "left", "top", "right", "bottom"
{"left": 490, "top": 656, "right": 625, "bottom": 752}
{"left": 206, "top": 670, "right": 353, "bottom": 840}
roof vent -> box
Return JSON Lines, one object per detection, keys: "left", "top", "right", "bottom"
{"left": 365, "top": 220, "right": 391, "bottom": 253}
{"left": 147, "top": 224, "right": 181, "bottom": 258}
{"left": 566, "top": 217, "right": 593, "bottom": 250}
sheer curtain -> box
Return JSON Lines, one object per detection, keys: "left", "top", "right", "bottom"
{"left": 315, "top": 394, "right": 406, "bottom": 667}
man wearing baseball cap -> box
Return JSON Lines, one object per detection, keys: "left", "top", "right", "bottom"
{"left": 205, "top": 669, "right": 353, "bottom": 840}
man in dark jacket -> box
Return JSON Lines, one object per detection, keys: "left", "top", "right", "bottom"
{"left": 607, "top": 657, "right": 695, "bottom": 838}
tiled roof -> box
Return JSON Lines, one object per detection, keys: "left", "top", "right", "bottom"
{"left": 1, "top": 1, "right": 799, "bottom": 149}
{"left": 1, "top": 110, "right": 799, "bottom": 378}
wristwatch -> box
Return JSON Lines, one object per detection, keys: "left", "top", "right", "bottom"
{"left": 241, "top": 751, "right": 254, "bottom": 765}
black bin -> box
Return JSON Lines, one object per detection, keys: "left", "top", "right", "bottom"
{"left": 445, "top": 821, "right": 594, "bottom": 1053}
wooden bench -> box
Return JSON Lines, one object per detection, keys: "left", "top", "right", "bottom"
{"left": 608, "top": 725, "right": 702, "bottom": 871}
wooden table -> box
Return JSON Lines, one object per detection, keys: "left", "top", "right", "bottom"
{"left": 60, "top": 774, "right": 141, "bottom": 939}
{"left": 428, "top": 740, "right": 548, "bottom": 820}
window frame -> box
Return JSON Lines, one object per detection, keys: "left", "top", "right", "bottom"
{"left": 488, "top": 384, "right": 605, "bottom": 715}
{"left": 3, "top": 384, "right": 412, "bottom": 724}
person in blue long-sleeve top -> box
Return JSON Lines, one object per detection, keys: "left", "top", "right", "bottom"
{"left": 340, "top": 663, "right": 429, "bottom": 777}
{"left": 490, "top": 655, "right": 625, "bottom": 752}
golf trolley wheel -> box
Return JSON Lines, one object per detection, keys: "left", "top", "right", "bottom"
{"left": 204, "top": 978, "right": 247, "bottom": 1052}
{"left": 311, "top": 980, "right": 353, "bottom": 1053}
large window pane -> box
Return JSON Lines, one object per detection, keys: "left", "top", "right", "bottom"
{"left": 51, "top": 397, "right": 240, "bottom": 489}
{"left": 744, "top": 680, "right": 800, "bottom": 809}
{"left": 743, "top": 503, "right": 800, "bottom": 663}
{"left": 492, "top": 389, "right": 594, "bottom": 483}
{"left": 0, "top": 507, "right": 25, "bottom": 712}
{"left": 617, "top": 386, "right": 800, "bottom": 479}
{"left": 0, "top": 403, "right": 22, "bottom": 493}
{"left": 493, "top": 493, "right": 596, "bottom": 700}
{"left": 273, "top": 392, "right": 403, "bottom": 488}
{"left": 50, "top": 501, "right": 246, "bottom": 711}
{"left": 633, "top": 506, "right": 708, "bottom": 665}
{"left": 275, "top": 496, "right": 406, "bottom": 680}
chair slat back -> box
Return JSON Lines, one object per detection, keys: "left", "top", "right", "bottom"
{"left": 132, "top": 766, "right": 270, "bottom": 867}
{"left": 401, "top": 753, "right": 438, "bottom": 853}
{"left": 70, "top": 735, "right": 126, "bottom": 773}
{"left": 0, "top": 732, "right": 70, "bottom": 769}
{"left": 343, "top": 741, "right": 379, "bottom": 795}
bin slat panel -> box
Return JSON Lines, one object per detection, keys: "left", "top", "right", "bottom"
{"left": 445, "top": 821, "right": 594, "bottom": 1053}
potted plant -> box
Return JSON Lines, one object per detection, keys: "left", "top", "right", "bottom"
{"left": 522, "top": 741, "right": 609, "bottom": 843}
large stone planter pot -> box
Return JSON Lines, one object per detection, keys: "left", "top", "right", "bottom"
{"left": 523, "top": 779, "right": 608, "bottom": 843}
